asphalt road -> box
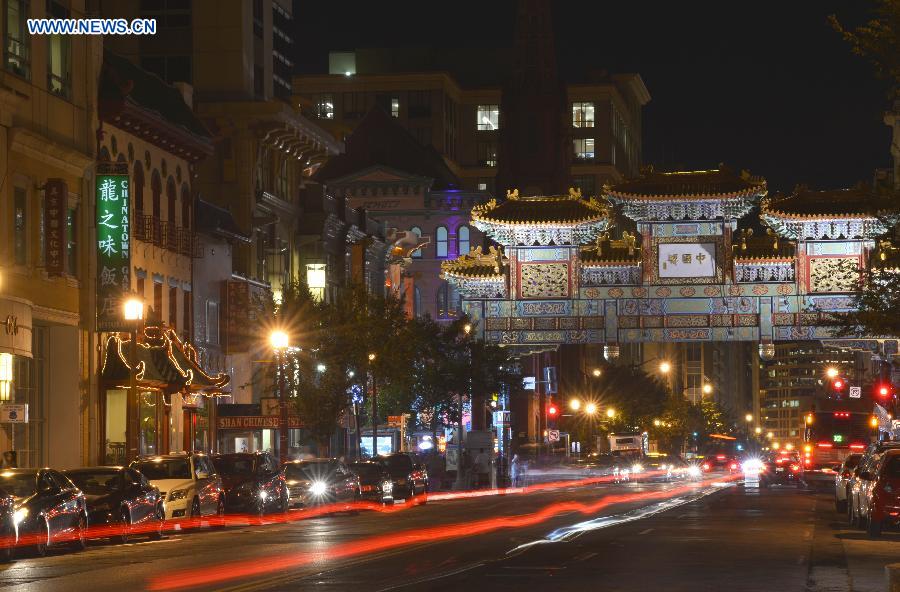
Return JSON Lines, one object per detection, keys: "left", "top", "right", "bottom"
{"left": 0, "top": 475, "right": 896, "bottom": 592}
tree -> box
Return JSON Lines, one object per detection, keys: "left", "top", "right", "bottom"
{"left": 830, "top": 1, "right": 900, "bottom": 97}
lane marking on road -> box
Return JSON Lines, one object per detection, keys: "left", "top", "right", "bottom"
{"left": 573, "top": 551, "right": 597, "bottom": 562}
{"left": 376, "top": 560, "right": 486, "bottom": 592}
{"left": 638, "top": 528, "right": 654, "bottom": 535}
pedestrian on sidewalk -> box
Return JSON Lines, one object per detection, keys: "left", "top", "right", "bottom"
{"left": 510, "top": 453, "right": 520, "bottom": 487}
{"left": 473, "top": 448, "right": 490, "bottom": 489}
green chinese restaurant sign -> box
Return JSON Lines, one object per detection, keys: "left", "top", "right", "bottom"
{"left": 96, "top": 168, "right": 131, "bottom": 332}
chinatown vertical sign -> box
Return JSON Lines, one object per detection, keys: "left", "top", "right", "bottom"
{"left": 96, "top": 164, "right": 131, "bottom": 331}
{"left": 44, "top": 178, "right": 68, "bottom": 276}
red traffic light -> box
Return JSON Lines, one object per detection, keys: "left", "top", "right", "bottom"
{"left": 833, "top": 379, "right": 845, "bottom": 390}
{"left": 876, "top": 383, "right": 894, "bottom": 398}
{"left": 548, "top": 405, "right": 558, "bottom": 416}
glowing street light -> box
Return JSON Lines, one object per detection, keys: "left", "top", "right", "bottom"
{"left": 755, "top": 426, "right": 762, "bottom": 435}
{"left": 270, "top": 330, "right": 289, "bottom": 350}
{"left": 654, "top": 419, "right": 661, "bottom": 427}
{"left": 825, "top": 367, "right": 839, "bottom": 379}
{"left": 592, "top": 368, "right": 602, "bottom": 378}
{"left": 702, "top": 384, "right": 713, "bottom": 395}
{"left": 316, "top": 363, "right": 327, "bottom": 373}
{"left": 745, "top": 413, "right": 753, "bottom": 423}
{"left": 606, "top": 407, "right": 616, "bottom": 419}
{"left": 569, "top": 398, "right": 581, "bottom": 411}
{"left": 766, "top": 431, "right": 774, "bottom": 439}
{"left": 270, "top": 329, "right": 290, "bottom": 464}
{"left": 584, "top": 402, "right": 598, "bottom": 415}
{"left": 123, "top": 297, "right": 144, "bottom": 321}
{"left": 659, "top": 361, "right": 672, "bottom": 374}
{"left": 463, "top": 323, "right": 472, "bottom": 335}
{"left": 368, "top": 352, "right": 376, "bottom": 362}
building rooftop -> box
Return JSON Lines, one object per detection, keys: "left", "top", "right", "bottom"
{"left": 471, "top": 188, "right": 609, "bottom": 228}
{"left": 440, "top": 246, "right": 508, "bottom": 281}
{"left": 606, "top": 166, "right": 766, "bottom": 201}
{"left": 761, "top": 186, "right": 898, "bottom": 220}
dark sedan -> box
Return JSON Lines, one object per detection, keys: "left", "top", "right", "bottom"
{"left": 0, "top": 468, "right": 87, "bottom": 556}
{"left": 283, "top": 459, "right": 359, "bottom": 509}
{"left": 65, "top": 467, "right": 164, "bottom": 543}
{"left": 211, "top": 452, "right": 287, "bottom": 515}
{"left": 348, "top": 462, "right": 394, "bottom": 505}
{"left": 375, "top": 454, "right": 428, "bottom": 501}
{"left": 0, "top": 488, "right": 15, "bottom": 561}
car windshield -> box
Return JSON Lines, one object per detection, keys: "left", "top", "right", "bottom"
{"left": 349, "top": 463, "right": 381, "bottom": 478}
{"left": 212, "top": 457, "right": 256, "bottom": 476}
{"left": 67, "top": 471, "right": 121, "bottom": 495}
{"left": 135, "top": 459, "right": 192, "bottom": 480}
{"left": 883, "top": 456, "right": 900, "bottom": 478}
{"left": 285, "top": 462, "right": 333, "bottom": 481}
{"left": 0, "top": 471, "right": 38, "bottom": 498}
{"left": 382, "top": 456, "right": 411, "bottom": 472}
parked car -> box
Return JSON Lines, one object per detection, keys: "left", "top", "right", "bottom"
{"left": 375, "top": 453, "right": 428, "bottom": 501}
{"left": 834, "top": 453, "right": 862, "bottom": 513}
{"left": 211, "top": 452, "right": 287, "bottom": 515}
{"left": 854, "top": 448, "right": 900, "bottom": 537}
{"left": 0, "top": 487, "right": 16, "bottom": 561}
{"left": 282, "top": 459, "right": 360, "bottom": 509}
{"left": 130, "top": 453, "right": 224, "bottom": 520}
{"left": 0, "top": 468, "right": 87, "bottom": 556}
{"left": 847, "top": 442, "right": 900, "bottom": 527}
{"left": 348, "top": 461, "right": 394, "bottom": 505}
{"left": 64, "top": 467, "right": 164, "bottom": 543}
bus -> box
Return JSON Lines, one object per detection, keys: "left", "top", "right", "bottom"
{"left": 803, "top": 400, "right": 876, "bottom": 470}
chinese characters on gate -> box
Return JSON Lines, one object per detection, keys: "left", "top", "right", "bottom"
{"left": 95, "top": 173, "right": 131, "bottom": 331}
{"left": 657, "top": 242, "right": 716, "bottom": 278}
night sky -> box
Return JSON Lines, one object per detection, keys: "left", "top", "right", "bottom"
{"left": 295, "top": 1, "right": 892, "bottom": 193}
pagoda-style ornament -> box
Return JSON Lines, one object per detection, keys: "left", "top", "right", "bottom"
{"left": 440, "top": 246, "right": 509, "bottom": 299}
{"left": 471, "top": 189, "right": 610, "bottom": 246}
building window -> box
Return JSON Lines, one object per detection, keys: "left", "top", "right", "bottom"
{"left": 4, "top": 0, "right": 30, "bottom": 79}
{"left": 477, "top": 105, "right": 499, "bottom": 130}
{"left": 408, "top": 90, "right": 431, "bottom": 118}
{"left": 313, "top": 93, "right": 334, "bottom": 119}
{"left": 572, "top": 175, "right": 596, "bottom": 197}
{"left": 457, "top": 225, "right": 470, "bottom": 255}
{"left": 343, "top": 92, "right": 367, "bottom": 119}
{"left": 152, "top": 282, "right": 163, "bottom": 323}
{"left": 437, "top": 283, "right": 448, "bottom": 318}
{"left": 574, "top": 138, "right": 595, "bottom": 161}
{"left": 410, "top": 227, "right": 423, "bottom": 258}
{"left": 46, "top": 0, "right": 70, "bottom": 98}
{"left": 572, "top": 101, "right": 595, "bottom": 128}
{"left": 477, "top": 182, "right": 487, "bottom": 191}
{"left": 66, "top": 207, "right": 77, "bottom": 277}
{"left": 206, "top": 300, "right": 219, "bottom": 345}
{"left": 435, "top": 226, "right": 448, "bottom": 258}
{"left": 13, "top": 187, "right": 27, "bottom": 266}
{"left": 449, "top": 283, "right": 460, "bottom": 317}
{"left": 168, "top": 286, "right": 178, "bottom": 329}
{"left": 137, "top": 276, "right": 145, "bottom": 299}
{"left": 413, "top": 286, "right": 422, "bottom": 317}
{"left": 182, "top": 291, "right": 192, "bottom": 339}
{"left": 477, "top": 140, "right": 497, "bottom": 167}
{"left": 391, "top": 97, "right": 400, "bottom": 117}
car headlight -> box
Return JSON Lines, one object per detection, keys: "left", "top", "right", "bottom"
{"left": 382, "top": 480, "right": 393, "bottom": 493}
{"left": 687, "top": 465, "right": 702, "bottom": 478}
{"left": 169, "top": 488, "right": 189, "bottom": 501}
{"left": 12, "top": 507, "right": 27, "bottom": 526}
{"left": 259, "top": 489, "right": 268, "bottom": 500}
{"left": 632, "top": 463, "right": 643, "bottom": 473}
{"left": 309, "top": 481, "right": 327, "bottom": 496}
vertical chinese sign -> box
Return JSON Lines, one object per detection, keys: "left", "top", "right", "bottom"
{"left": 44, "top": 179, "right": 68, "bottom": 276}
{"left": 96, "top": 165, "right": 131, "bottom": 331}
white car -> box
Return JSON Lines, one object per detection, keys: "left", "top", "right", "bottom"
{"left": 834, "top": 453, "right": 862, "bottom": 513}
{"left": 131, "top": 453, "right": 224, "bottom": 520}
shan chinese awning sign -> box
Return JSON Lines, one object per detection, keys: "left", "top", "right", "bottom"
{"left": 217, "top": 416, "right": 303, "bottom": 430}
{"left": 96, "top": 164, "right": 131, "bottom": 331}
{"left": 44, "top": 179, "right": 68, "bottom": 277}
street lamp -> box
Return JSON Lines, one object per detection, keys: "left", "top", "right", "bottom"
{"left": 702, "top": 384, "right": 713, "bottom": 395}
{"left": 569, "top": 398, "right": 581, "bottom": 411}
{"left": 584, "top": 402, "right": 598, "bottom": 415}
{"left": 766, "top": 431, "right": 774, "bottom": 439}
{"left": 591, "top": 368, "right": 602, "bottom": 378}
{"left": 745, "top": 413, "right": 753, "bottom": 423}
{"left": 270, "top": 330, "right": 290, "bottom": 464}
{"left": 123, "top": 297, "right": 143, "bottom": 462}
{"left": 463, "top": 323, "right": 472, "bottom": 335}
{"left": 825, "top": 367, "right": 839, "bottom": 379}
{"left": 658, "top": 361, "right": 672, "bottom": 374}
{"left": 606, "top": 407, "right": 616, "bottom": 419}
{"left": 755, "top": 426, "right": 762, "bottom": 435}
{"left": 368, "top": 352, "right": 377, "bottom": 458}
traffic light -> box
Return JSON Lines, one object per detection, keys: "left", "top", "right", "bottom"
{"left": 547, "top": 403, "right": 559, "bottom": 417}
{"left": 832, "top": 378, "right": 845, "bottom": 391}
{"left": 875, "top": 382, "right": 894, "bottom": 399}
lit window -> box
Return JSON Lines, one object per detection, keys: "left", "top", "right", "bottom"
{"left": 5, "top": 0, "right": 30, "bottom": 79}
{"left": 391, "top": 97, "right": 399, "bottom": 118}
{"left": 436, "top": 226, "right": 448, "bottom": 258}
{"left": 477, "top": 183, "right": 487, "bottom": 191}
{"left": 413, "top": 286, "right": 422, "bottom": 317}
{"left": 574, "top": 138, "right": 595, "bottom": 161}
{"left": 572, "top": 102, "right": 595, "bottom": 128}
{"left": 314, "top": 93, "right": 334, "bottom": 119}
{"left": 306, "top": 263, "right": 327, "bottom": 301}
{"left": 476, "top": 105, "right": 499, "bottom": 130}
{"left": 410, "top": 227, "right": 423, "bottom": 258}
{"left": 457, "top": 225, "right": 470, "bottom": 256}
{"left": 477, "top": 141, "right": 497, "bottom": 167}
{"left": 47, "top": 1, "right": 70, "bottom": 98}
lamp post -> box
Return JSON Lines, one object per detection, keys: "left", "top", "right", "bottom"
{"left": 368, "top": 352, "right": 377, "bottom": 458}
{"left": 455, "top": 324, "right": 472, "bottom": 490}
{"left": 270, "top": 330, "right": 289, "bottom": 464}
{"left": 123, "top": 297, "right": 144, "bottom": 463}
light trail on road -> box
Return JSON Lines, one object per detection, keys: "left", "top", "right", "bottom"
{"left": 147, "top": 474, "right": 740, "bottom": 591}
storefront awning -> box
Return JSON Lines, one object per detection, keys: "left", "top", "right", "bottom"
{"left": 101, "top": 326, "right": 230, "bottom": 395}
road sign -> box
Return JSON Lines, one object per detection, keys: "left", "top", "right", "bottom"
{"left": 849, "top": 386, "right": 862, "bottom": 399}
{"left": 548, "top": 429, "right": 560, "bottom": 443}
{"left": 0, "top": 404, "right": 28, "bottom": 423}
{"left": 387, "top": 415, "right": 404, "bottom": 427}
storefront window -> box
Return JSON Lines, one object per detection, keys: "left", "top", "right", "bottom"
{"left": 105, "top": 388, "right": 127, "bottom": 465}
{"left": 139, "top": 391, "right": 159, "bottom": 456}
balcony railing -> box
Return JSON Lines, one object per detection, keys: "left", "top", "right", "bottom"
{"left": 134, "top": 214, "right": 199, "bottom": 256}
